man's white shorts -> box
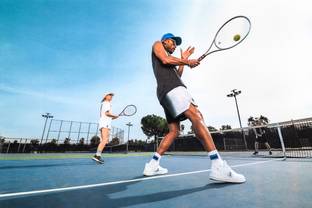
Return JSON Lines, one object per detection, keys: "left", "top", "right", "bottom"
{"left": 161, "top": 86, "right": 196, "bottom": 118}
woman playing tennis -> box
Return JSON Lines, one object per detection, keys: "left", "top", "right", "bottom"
{"left": 92, "top": 92, "right": 119, "bottom": 164}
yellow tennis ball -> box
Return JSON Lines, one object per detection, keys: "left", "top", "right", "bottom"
{"left": 233, "top": 34, "right": 241, "bottom": 41}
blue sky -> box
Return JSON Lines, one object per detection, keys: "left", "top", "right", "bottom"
{"left": 1, "top": 0, "right": 312, "bottom": 140}
{"left": 0, "top": 0, "right": 187, "bottom": 139}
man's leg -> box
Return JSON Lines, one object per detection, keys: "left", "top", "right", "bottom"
{"left": 253, "top": 141, "right": 259, "bottom": 155}
{"left": 264, "top": 142, "right": 272, "bottom": 155}
{"left": 183, "top": 105, "right": 222, "bottom": 165}
{"left": 184, "top": 104, "right": 246, "bottom": 183}
{"left": 92, "top": 128, "right": 109, "bottom": 163}
{"left": 183, "top": 105, "right": 216, "bottom": 152}
{"left": 143, "top": 122, "right": 179, "bottom": 176}
{"left": 157, "top": 122, "right": 180, "bottom": 155}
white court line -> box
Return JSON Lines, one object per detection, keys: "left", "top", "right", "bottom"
{"left": 0, "top": 158, "right": 282, "bottom": 199}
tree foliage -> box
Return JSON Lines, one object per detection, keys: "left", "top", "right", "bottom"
{"left": 47, "top": 139, "right": 58, "bottom": 146}
{"left": 90, "top": 135, "right": 101, "bottom": 146}
{"left": 207, "top": 126, "right": 218, "bottom": 132}
{"left": 79, "top": 138, "right": 85, "bottom": 145}
{"left": 259, "top": 115, "right": 269, "bottom": 124}
{"left": 220, "top": 125, "right": 232, "bottom": 130}
{"left": 64, "top": 137, "right": 71, "bottom": 145}
{"left": 110, "top": 137, "right": 120, "bottom": 145}
{"left": 141, "top": 114, "right": 169, "bottom": 138}
{"left": 30, "top": 139, "right": 39, "bottom": 145}
{"left": 0, "top": 138, "right": 5, "bottom": 144}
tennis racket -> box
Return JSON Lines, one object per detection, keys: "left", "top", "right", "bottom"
{"left": 198, "top": 15, "right": 251, "bottom": 62}
{"left": 118, "top": 105, "right": 137, "bottom": 116}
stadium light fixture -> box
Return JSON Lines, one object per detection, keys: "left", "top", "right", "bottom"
{"left": 40, "top": 113, "right": 54, "bottom": 146}
{"left": 227, "top": 89, "right": 247, "bottom": 149}
{"left": 126, "top": 122, "right": 133, "bottom": 153}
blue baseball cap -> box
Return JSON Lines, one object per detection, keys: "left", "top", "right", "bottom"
{"left": 161, "top": 33, "right": 182, "bottom": 46}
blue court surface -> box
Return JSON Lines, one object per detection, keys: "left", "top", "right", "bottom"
{"left": 0, "top": 152, "right": 311, "bottom": 208}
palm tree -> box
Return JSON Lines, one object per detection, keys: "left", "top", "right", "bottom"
{"left": 64, "top": 138, "right": 71, "bottom": 145}
{"left": 90, "top": 135, "right": 101, "bottom": 146}
{"left": 141, "top": 114, "right": 169, "bottom": 140}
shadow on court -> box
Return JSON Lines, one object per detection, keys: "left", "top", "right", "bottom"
{"left": 0, "top": 161, "right": 95, "bottom": 170}
{"left": 0, "top": 154, "right": 311, "bottom": 208}
{"left": 0, "top": 182, "right": 237, "bottom": 208}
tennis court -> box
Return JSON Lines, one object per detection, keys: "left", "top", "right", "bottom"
{"left": 0, "top": 152, "right": 311, "bottom": 208}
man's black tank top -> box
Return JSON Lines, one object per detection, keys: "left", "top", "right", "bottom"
{"left": 151, "top": 50, "right": 186, "bottom": 102}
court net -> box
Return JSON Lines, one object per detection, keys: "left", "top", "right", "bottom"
{"left": 160, "top": 117, "right": 312, "bottom": 159}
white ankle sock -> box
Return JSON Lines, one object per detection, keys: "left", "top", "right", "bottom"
{"left": 208, "top": 150, "right": 223, "bottom": 165}
{"left": 149, "top": 152, "right": 161, "bottom": 166}
{"left": 96, "top": 151, "right": 101, "bottom": 157}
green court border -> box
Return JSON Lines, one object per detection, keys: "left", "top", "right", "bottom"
{"left": 0, "top": 152, "right": 152, "bottom": 160}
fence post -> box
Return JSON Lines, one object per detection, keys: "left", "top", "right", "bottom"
{"left": 57, "top": 120, "right": 63, "bottom": 144}
{"left": 17, "top": 138, "right": 22, "bottom": 153}
{"left": 68, "top": 121, "right": 73, "bottom": 141}
{"left": 96, "top": 124, "right": 99, "bottom": 137}
{"left": 22, "top": 139, "right": 28, "bottom": 153}
{"left": 86, "top": 123, "right": 91, "bottom": 145}
{"left": 45, "top": 119, "right": 53, "bottom": 144}
{"left": 77, "top": 122, "right": 82, "bottom": 144}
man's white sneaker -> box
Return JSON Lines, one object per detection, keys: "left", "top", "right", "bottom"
{"left": 143, "top": 163, "right": 168, "bottom": 176}
{"left": 210, "top": 160, "right": 246, "bottom": 183}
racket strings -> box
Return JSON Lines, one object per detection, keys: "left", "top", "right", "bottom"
{"left": 214, "top": 16, "right": 251, "bottom": 50}
{"left": 122, "top": 105, "right": 137, "bottom": 116}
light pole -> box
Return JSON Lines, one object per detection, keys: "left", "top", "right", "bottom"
{"left": 126, "top": 122, "right": 133, "bottom": 153}
{"left": 227, "top": 89, "right": 248, "bottom": 150}
{"left": 41, "top": 113, "right": 53, "bottom": 145}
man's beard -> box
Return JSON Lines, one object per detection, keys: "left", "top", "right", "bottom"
{"left": 163, "top": 43, "right": 174, "bottom": 54}
{"left": 166, "top": 48, "right": 174, "bottom": 54}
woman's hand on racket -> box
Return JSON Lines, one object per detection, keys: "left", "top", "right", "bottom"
{"left": 112, "top": 115, "right": 119, "bottom": 120}
{"left": 105, "top": 112, "right": 119, "bottom": 120}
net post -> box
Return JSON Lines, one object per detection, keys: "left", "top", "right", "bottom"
{"left": 276, "top": 124, "right": 287, "bottom": 160}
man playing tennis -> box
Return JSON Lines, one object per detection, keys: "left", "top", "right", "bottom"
{"left": 92, "top": 92, "right": 119, "bottom": 164}
{"left": 143, "top": 33, "right": 246, "bottom": 183}
{"left": 248, "top": 116, "right": 272, "bottom": 156}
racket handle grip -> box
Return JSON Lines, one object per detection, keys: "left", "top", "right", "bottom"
{"left": 197, "top": 54, "right": 206, "bottom": 62}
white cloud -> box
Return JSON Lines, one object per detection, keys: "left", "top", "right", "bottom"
{"left": 0, "top": 83, "right": 80, "bottom": 105}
